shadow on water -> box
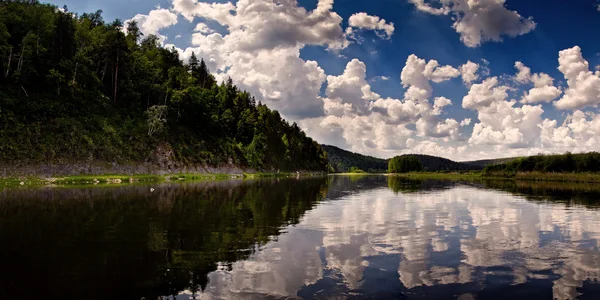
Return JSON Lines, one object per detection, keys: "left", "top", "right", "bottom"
{"left": 2, "top": 175, "right": 600, "bottom": 299}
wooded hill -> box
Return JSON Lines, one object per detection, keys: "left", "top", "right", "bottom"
{"left": 322, "top": 145, "right": 491, "bottom": 173}
{"left": 321, "top": 145, "right": 388, "bottom": 173}
{"left": 0, "top": 1, "right": 328, "bottom": 172}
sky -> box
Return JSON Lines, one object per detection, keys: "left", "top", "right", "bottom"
{"left": 47, "top": 0, "right": 600, "bottom": 161}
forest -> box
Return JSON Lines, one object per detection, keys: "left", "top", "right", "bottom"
{"left": 0, "top": 1, "right": 328, "bottom": 172}
{"left": 388, "top": 155, "right": 423, "bottom": 173}
{"left": 483, "top": 152, "right": 600, "bottom": 175}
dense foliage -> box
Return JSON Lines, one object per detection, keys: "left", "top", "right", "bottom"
{"left": 388, "top": 155, "right": 423, "bottom": 173}
{"left": 484, "top": 152, "right": 600, "bottom": 175}
{"left": 0, "top": 1, "right": 328, "bottom": 171}
{"left": 322, "top": 145, "right": 388, "bottom": 173}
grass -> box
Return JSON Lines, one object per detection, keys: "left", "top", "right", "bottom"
{"left": 0, "top": 171, "right": 325, "bottom": 188}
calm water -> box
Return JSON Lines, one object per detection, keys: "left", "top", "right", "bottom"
{"left": 2, "top": 176, "right": 600, "bottom": 299}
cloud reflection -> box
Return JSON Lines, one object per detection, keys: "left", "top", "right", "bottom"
{"left": 186, "top": 180, "right": 600, "bottom": 300}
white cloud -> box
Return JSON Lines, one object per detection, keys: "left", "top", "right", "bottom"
{"left": 401, "top": 54, "right": 460, "bottom": 102}
{"left": 372, "top": 76, "right": 390, "bottom": 81}
{"left": 172, "top": 0, "right": 347, "bottom": 51}
{"left": 325, "top": 59, "right": 380, "bottom": 113}
{"left": 124, "top": 8, "right": 178, "bottom": 43}
{"left": 194, "top": 22, "right": 214, "bottom": 34}
{"left": 347, "top": 12, "right": 395, "bottom": 40}
{"left": 433, "top": 96, "right": 452, "bottom": 115}
{"left": 460, "top": 61, "right": 479, "bottom": 86}
{"left": 541, "top": 110, "right": 600, "bottom": 151}
{"left": 463, "top": 77, "right": 544, "bottom": 148}
{"left": 555, "top": 46, "right": 600, "bottom": 110}
{"left": 301, "top": 56, "right": 466, "bottom": 157}
{"left": 462, "top": 77, "right": 508, "bottom": 111}
{"left": 409, "top": 0, "right": 536, "bottom": 47}
{"left": 513, "top": 61, "right": 562, "bottom": 104}
{"left": 514, "top": 61, "right": 531, "bottom": 84}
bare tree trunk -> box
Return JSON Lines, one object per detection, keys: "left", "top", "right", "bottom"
{"left": 113, "top": 51, "right": 119, "bottom": 103}
{"left": 5, "top": 47, "right": 12, "bottom": 78}
{"left": 16, "top": 43, "right": 25, "bottom": 74}
{"left": 101, "top": 61, "right": 107, "bottom": 82}
{"left": 21, "top": 85, "right": 28, "bottom": 98}
{"left": 72, "top": 61, "right": 78, "bottom": 85}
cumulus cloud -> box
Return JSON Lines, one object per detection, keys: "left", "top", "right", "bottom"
{"left": 460, "top": 61, "right": 479, "bottom": 86}
{"left": 302, "top": 56, "right": 467, "bottom": 157}
{"left": 513, "top": 61, "right": 562, "bottom": 104}
{"left": 325, "top": 59, "right": 380, "bottom": 113}
{"left": 555, "top": 46, "right": 600, "bottom": 110}
{"left": 408, "top": 0, "right": 536, "bottom": 47}
{"left": 172, "top": 0, "right": 347, "bottom": 51}
{"left": 541, "top": 110, "right": 600, "bottom": 152}
{"left": 194, "top": 22, "right": 214, "bottom": 34}
{"left": 347, "top": 12, "right": 395, "bottom": 40}
{"left": 463, "top": 77, "right": 544, "bottom": 148}
{"left": 124, "top": 8, "right": 178, "bottom": 43}
{"left": 401, "top": 54, "right": 460, "bottom": 102}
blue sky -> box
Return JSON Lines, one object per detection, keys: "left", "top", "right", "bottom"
{"left": 46, "top": 0, "right": 600, "bottom": 160}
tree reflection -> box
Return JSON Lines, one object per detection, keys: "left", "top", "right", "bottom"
{"left": 0, "top": 178, "right": 328, "bottom": 299}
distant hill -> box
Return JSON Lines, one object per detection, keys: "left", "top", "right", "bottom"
{"left": 462, "top": 157, "right": 519, "bottom": 168}
{"left": 408, "top": 154, "right": 482, "bottom": 171}
{"left": 322, "top": 145, "right": 489, "bottom": 173}
{"left": 322, "top": 145, "right": 388, "bottom": 173}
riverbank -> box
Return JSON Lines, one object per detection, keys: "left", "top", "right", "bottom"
{"left": 387, "top": 171, "right": 600, "bottom": 183}
{"left": 0, "top": 172, "right": 325, "bottom": 188}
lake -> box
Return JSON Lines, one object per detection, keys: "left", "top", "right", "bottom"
{"left": 1, "top": 175, "right": 600, "bottom": 299}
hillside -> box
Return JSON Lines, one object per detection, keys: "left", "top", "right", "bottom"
{"left": 408, "top": 154, "right": 482, "bottom": 171}
{"left": 463, "top": 157, "right": 519, "bottom": 168}
{"left": 323, "top": 145, "right": 485, "bottom": 173}
{"left": 0, "top": 2, "right": 328, "bottom": 175}
{"left": 322, "top": 145, "right": 388, "bottom": 173}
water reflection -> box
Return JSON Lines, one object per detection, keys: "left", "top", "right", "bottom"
{"left": 1, "top": 176, "right": 600, "bottom": 299}
{"left": 0, "top": 178, "right": 328, "bottom": 299}
{"left": 195, "top": 177, "right": 600, "bottom": 300}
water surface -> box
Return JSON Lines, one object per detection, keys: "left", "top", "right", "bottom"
{"left": 1, "top": 176, "right": 600, "bottom": 299}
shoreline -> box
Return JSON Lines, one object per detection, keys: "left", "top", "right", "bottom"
{"left": 0, "top": 172, "right": 326, "bottom": 188}
{"left": 381, "top": 171, "right": 600, "bottom": 184}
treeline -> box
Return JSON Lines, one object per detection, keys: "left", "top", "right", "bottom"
{"left": 388, "top": 155, "right": 423, "bottom": 173}
{"left": 0, "top": 1, "right": 328, "bottom": 172}
{"left": 484, "top": 152, "right": 600, "bottom": 175}
{"left": 323, "top": 145, "right": 483, "bottom": 173}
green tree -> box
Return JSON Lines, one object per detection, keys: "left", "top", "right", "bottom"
{"left": 388, "top": 156, "right": 423, "bottom": 173}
